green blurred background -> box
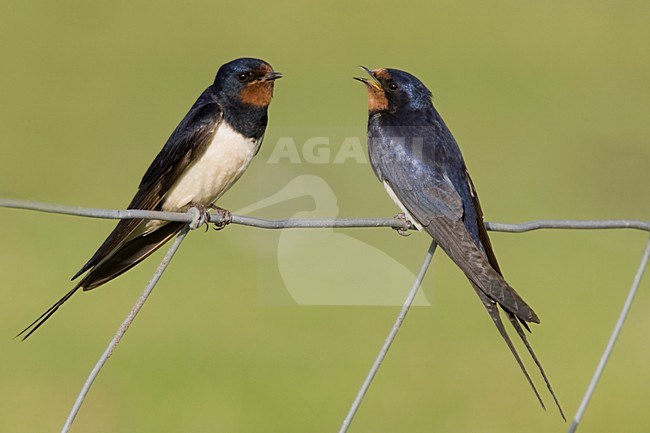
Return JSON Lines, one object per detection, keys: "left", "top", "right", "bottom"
{"left": 1, "top": 1, "right": 649, "bottom": 432}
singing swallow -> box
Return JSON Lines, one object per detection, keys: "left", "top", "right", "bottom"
{"left": 19, "top": 57, "right": 281, "bottom": 339}
{"left": 355, "top": 66, "right": 564, "bottom": 418}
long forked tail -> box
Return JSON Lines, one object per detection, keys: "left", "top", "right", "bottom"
{"left": 18, "top": 222, "right": 185, "bottom": 340}
{"left": 470, "top": 281, "right": 566, "bottom": 419}
{"left": 469, "top": 281, "right": 546, "bottom": 409}
{"left": 16, "top": 285, "right": 82, "bottom": 340}
{"left": 426, "top": 216, "right": 564, "bottom": 416}
{"left": 504, "top": 309, "right": 566, "bottom": 420}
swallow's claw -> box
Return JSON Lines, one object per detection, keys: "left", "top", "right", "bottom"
{"left": 209, "top": 204, "right": 232, "bottom": 230}
{"left": 393, "top": 213, "right": 414, "bottom": 237}
{"left": 188, "top": 204, "right": 211, "bottom": 230}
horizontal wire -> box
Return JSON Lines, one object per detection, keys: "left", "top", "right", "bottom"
{"left": 1, "top": 198, "right": 649, "bottom": 232}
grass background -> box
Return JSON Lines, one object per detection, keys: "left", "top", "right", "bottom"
{"left": 1, "top": 1, "right": 649, "bottom": 432}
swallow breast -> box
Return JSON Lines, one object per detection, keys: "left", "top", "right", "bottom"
{"left": 162, "top": 122, "right": 260, "bottom": 211}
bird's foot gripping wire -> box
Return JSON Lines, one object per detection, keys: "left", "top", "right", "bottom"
{"left": 393, "top": 213, "right": 416, "bottom": 237}
{"left": 209, "top": 204, "right": 232, "bottom": 231}
{"left": 188, "top": 204, "right": 212, "bottom": 231}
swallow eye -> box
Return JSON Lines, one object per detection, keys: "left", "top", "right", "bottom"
{"left": 387, "top": 82, "right": 399, "bottom": 91}
{"left": 237, "top": 71, "right": 253, "bottom": 82}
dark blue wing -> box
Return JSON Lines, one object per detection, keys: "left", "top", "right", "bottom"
{"left": 368, "top": 115, "right": 464, "bottom": 225}
{"left": 368, "top": 110, "right": 539, "bottom": 323}
{"left": 73, "top": 87, "right": 223, "bottom": 279}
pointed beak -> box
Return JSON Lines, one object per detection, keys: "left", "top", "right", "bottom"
{"left": 262, "top": 71, "right": 283, "bottom": 81}
{"left": 353, "top": 66, "right": 381, "bottom": 90}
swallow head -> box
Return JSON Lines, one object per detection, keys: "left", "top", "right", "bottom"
{"left": 214, "top": 58, "right": 282, "bottom": 107}
{"left": 354, "top": 67, "right": 432, "bottom": 113}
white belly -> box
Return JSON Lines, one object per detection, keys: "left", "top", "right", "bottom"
{"left": 162, "top": 122, "right": 259, "bottom": 212}
{"left": 383, "top": 181, "right": 424, "bottom": 231}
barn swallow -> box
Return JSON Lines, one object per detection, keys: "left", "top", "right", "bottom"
{"left": 19, "top": 57, "right": 281, "bottom": 339}
{"left": 355, "top": 67, "right": 564, "bottom": 418}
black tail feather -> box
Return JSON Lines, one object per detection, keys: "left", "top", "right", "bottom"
{"left": 16, "top": 284, "right": 81, "bottom": 340}
{"left": 79, "top": 222, "right": 183, "bottom": 291}
{"left": 19, "top": 222, "right": 184, "bottom": 339}
{"left": 505, "top": 310, "right": 566, "bottom": 420}
{"left": 469, "top": 281, "right": 546, "bottom": 410}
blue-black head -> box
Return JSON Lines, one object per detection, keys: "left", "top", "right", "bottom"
{"left": 213, "top": 58, "right": 282, "bottom": 107}
{"left": 354, "top": 67, "right": 433, "bottom": 113}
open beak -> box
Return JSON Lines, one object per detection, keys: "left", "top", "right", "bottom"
{"left": 261, "top": 71, "right": 283, "bottom": 81}
{"left": 353, "top": 66, "right": 381, "bottom": 90}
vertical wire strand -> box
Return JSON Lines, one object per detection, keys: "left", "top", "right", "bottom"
{"left": 567, "top": 236, "right": 650, "bottom": 433}
{"left": 338, "top": 241, "right": 437, "bottom": 433}
{"left": 60, "top": 224, "right": 191, "bottom": 433}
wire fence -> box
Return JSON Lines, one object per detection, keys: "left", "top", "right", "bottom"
{"left": 1, "top": 197, "right": 649, "bottom": 433}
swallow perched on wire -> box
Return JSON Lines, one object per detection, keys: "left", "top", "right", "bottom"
{"left": 355, "top": 66, "right": 564, "bottom": 418}
{"left": 19, "top": 57, "right": 281, "bottom": 339}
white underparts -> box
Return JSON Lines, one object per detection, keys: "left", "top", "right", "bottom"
{"left": 162, "top": 122, "right": 260, "bottom": 212}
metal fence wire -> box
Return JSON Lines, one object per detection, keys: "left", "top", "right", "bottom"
{"left": 1, "top": 197, "right": 649, "bottom": 433}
